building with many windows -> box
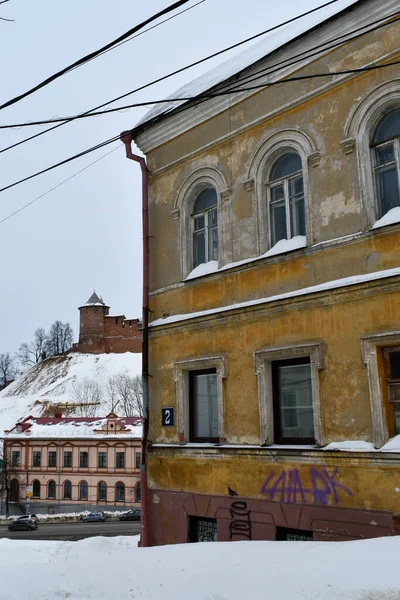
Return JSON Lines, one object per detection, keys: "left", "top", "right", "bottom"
{"left": 124, "top": 0, "right": 400, "bottom": 544}
{"left": 3, "top": 413, "right": 142, "bottom": 513}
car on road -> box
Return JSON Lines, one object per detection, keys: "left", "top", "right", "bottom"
{"left": 119, "top": 509, "right": 141, "bottom": 521}
{"left": 8, "top": 514, "right": 39, "bottom": 531}
{"left": 83, "top": 511, "right": 107, "bottom": 523}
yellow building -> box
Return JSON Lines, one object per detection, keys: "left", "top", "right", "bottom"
{"left": 126, "top": 0, "right": 400, "bottom": 544}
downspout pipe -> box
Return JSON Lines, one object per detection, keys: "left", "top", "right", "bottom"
{"left": 120, "top": 131, "right": 150, "bottom": 548}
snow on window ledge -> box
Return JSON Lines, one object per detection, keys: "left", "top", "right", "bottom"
{"left": 372, "top": 206, "right": 400, "bottom": 230}
{"left": 185, "top": 237, "right": 307, "bottom": 281}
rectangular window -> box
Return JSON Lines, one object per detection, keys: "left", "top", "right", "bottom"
{"left": 98, "top": 452, "right": 107, "bottom": 468}
{"left": 32, "top": 451, "right": 41, "bottom": 467}
{"left": 116, "top": 452, "right": 125, "bottom": 469}
{"left": 48, "top": 451, "right": 57, "bottom": 467}
{"left": 80, "top": 451, "right": 88, "bottom": 468}
{"left": 135, "top": 452, "right": 141, "bottom": 470}
{"left": 63, "top": 451, "right": 72, "bottom": 468}
{"left": 385, "top": 348, "right": 400, "bottom": 434}
{"left": 188, "top": 517, "right": 217, "bottom": 542}
{"left": 276, "top": 527, "right": 313, "bottom": 541}
{"left": 11, "top": 451, "right": 20, "bottom": 466}
{"left": 189, "top": 369, "right": 218, "bottom": 442}
{"left": 272, "top": 357, "right": 314, "bottom": 444}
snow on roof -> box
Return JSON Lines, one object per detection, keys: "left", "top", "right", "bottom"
{"left": 135, "top": 0, "right": 360, "bottom": 129}
{"left": 5, "top": 415, "right": 142, "bottom": 440}
{"left": 0, "top": 352, "right": 142, "bottom": 436}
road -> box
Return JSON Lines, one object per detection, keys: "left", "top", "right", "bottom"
{"left": 0, "top": 520, "right": 141, "bottom": 541}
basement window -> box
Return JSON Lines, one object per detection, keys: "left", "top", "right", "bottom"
{"left": 188, "top": 517, "right": 217, "bottom": 542}
{"left": 276, "top": 527, "right": 313, "bottom": 541}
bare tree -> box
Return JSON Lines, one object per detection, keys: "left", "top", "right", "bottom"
{"left": 0, "top": 440, "right": 20, "bottom": 517}
{"left": 0, "top": 353, "right": 17, "bottom": 390}
{"left": 46, "top": 321, "right": 73, "bottom": 357}
{"left": 71, "top": 378, "right": 102, "bottom": 417}
{"left": 18, "top": 327, "right": 47, "bottom": 368}
{"left": 106, "top": 374, "right": 143, "bottom": 417}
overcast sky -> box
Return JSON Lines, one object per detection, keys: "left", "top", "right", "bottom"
{"left": 0, "top": 0, "right": 340, "bottom": 356}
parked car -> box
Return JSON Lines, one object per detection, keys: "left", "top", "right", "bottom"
{"left": 8, "top": 514, "right": 38, "bottom": 531}
{"left": 119, "top": 509, "right": 141, "bottom": 521}
{"left": 83, "top": 512, "right": 106, "bottom": 523}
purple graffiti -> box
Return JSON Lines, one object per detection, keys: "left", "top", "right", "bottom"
{"left": 261, "top": 468, "right": 352, "bottom": 506}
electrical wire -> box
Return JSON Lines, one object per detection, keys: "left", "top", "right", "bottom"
{"left": 0, "top": 0, "right": 195, "bottom": 111}
{"left": 0, "top": 0, "right": 342, "bottom": 154}
{"left": 0, "top": 147, "right": 120, "bottom": 225}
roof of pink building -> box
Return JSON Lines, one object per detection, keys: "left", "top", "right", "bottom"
{"left": 4, "top": 413, "right": 143, "bottom": 440}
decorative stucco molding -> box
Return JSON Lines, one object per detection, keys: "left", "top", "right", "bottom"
{"left": 361, "top": 331, "right": 400, "bottom": 448}
{"left": 171, "top": 209, "right": 180, "bottom": 221}
{"left": 174, "top": 355, "right": 227, "bottom": 444}
{"left": 339, "top": 137, "right": 356, "bottom": 155}
{"left": 254, "top": 342, "right": 324, "bottom": 447}
{"left": 308, "top": 151, "right": 322, "bottom": 168}
{"left": 243, "top": 178, "right": 254, "bottom": 192}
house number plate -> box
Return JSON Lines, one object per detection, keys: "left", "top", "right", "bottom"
{"left": 161, "top": 407, "right": 174, "bottom": 427}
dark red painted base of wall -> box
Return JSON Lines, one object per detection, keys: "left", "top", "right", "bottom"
{"left": 148, "top": 489, "right": 394, "bottom": 546}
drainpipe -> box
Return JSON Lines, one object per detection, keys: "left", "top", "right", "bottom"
{"left": 120, "top": 131, "right": 150, "bottom": 548}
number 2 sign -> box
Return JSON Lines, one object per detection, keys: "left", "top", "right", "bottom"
{"left": 162, "top": 407, "right": 174, "bottom": 427}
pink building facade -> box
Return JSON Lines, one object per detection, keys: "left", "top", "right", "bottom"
{"left": 4, "top": 413, "right": 142, "bottom": 514}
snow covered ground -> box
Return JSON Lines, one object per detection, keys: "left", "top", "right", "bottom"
{"left": 1, "top": 535, "right": 400, "bottom": 599}
{"left": 0, "top": 352, "right": 141, "bottom": 435}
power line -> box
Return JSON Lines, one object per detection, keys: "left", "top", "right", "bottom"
{"left": 0, "top": 147, "right": 120, "bottom": 225}
{"left": 0, "top": 0, "right": 195, "bottom": 111}
{"left": 1, "top": 57, "right": 399, "bottom": 196}
{"left": 0, "top": 0, "right": 341, "bottom": 154}
{"left": 2, "top": 57, "right": 400, "bottom": 130}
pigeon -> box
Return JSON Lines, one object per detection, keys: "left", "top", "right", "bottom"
{"left": 228, "top": 486, "right": 238, "bottom": 497}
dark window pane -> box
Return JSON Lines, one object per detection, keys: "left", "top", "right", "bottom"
{"left": 33, "top": 451, "right": 41, "bottom": 467}
{"left": 193, "top": 230, "right": 206, "bottom": 268}
{"left": 116, "top": 452, "right": 125, "bottom": 468}
{"left": 276, "top": 527, "right": 313, "bottom": 541}
{"left": 193, "top": 188, "right": 217, "bottom": 214}
{"left": 270, "top": 153, "right": 302, "bottom": 180}
{"left": 135, "top": 482, "right": 141, "bottom": 502}
{"left": 270, "top": 200, "right": 287, "bottom": 245}
{"left": 135, "top": 452, "right": 141, "bottom": 470}
{"left": 208, "top": 207, "right": 218, "bottom": 227}
{"left": 375, "top": 144, "right": 395, "bottom": 165}
{"left": 48, "top": 480, "right": 56, "bottom": 499}
{"left": 188, "top": 517, "right": 217, "bottom": 542}
{"left": 289, "top": 175, "right": 304, "bottom": 197}
{"left": 373, "top": 108, "right": 400, "bottom": 144}
{"left": 79, "top": 481, "right": 88, "bottom": 500}
{"left": 115, "top": 482, "right": 125, "bottom": 502}
{"left": 194, "top": 215, "right": 205, "bottom": 231}
{"left": 48, "top": 451, "right": 57, "bottom": 467}
{"left": 393, "top": 404, "right": 400, "bottom": 436}
{"left": 191, "top": 371, "right": 218, "bottom": 440}
{"left": 208, "top": 225, "right": 219, "bottom": 261}
{"left": 98, "top": 452, "right": 107, "bottom": 468}
{"left": 271, "top": 184, "right": 284, "bottom": 201}
{"left": 63, "top": 480, "right": 72, "bottom": 500}
{"left": 12, "top": 451, "right": 20, "bottom": 466}
{"left": 376, "top": 166, "right": 400, "bottom": 216}
{"left": 389, "top": 351, "right": 400, "bottom": 380}
{"left": 290, "top": 194, "right": 306, "bottom": 237}
{"left": 63, "top": 451, "right": 72, "bottom": 468}
{"left": 80, "top": 452, "right": 88, "bottom": 468}
{"left": 277, "top": 363, "right": 314, "bottom": 440}
{"left": 98, "top": 481, "right": 107, "bottom": 501}
{"left": 32, "top": 480, "right": 40, "bottom": 498}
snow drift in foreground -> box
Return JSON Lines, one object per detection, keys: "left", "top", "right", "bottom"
{"left": 0, "top": 352, "right": 141, "bottom": 436}
{"left": 1, "top": 535, "right": 400, "bottom": 600}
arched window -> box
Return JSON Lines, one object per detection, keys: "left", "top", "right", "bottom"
{"left": 115, "top": 481, "right": 125, "bottom": 503}
{"left": 47, "top": 480, "right": 56, "bottom": 499}
{"left": 135, "top": 481, "right": 141, "bottom": 503}
{"left": 79, "top": 480, "right": 88, "bottom": 501}
{"left": 267, "top": 152, "right": 305, "bottom": 246}
{"left": 372, "top": 108, "right": 400, "bottom": 219}
{"left": 192, "top": 187, "right": 218, "bottom": 268}
{"left": 32, "top": 479, "right": 40, "bottom": 499}
{"left": 63, "top": 480, "right": 72, "bottom": 500}
{"left": 98, "top": 481, "right": 107, "bottom": 501}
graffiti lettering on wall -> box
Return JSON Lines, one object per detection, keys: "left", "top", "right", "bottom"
{"left": 229, "top": 501, "right": 252, "bottom": 540}
{"left": 260, "top": 468, "right": 352, "bottom": 506}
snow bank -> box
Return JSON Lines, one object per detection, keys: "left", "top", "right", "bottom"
{"left": 0, "top": 352, "right": 142, "bottom": 436}
{"left": 1, "top": 535, "right": 400, "bottom": 599}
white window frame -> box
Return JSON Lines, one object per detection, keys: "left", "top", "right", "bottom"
{"left": 342, "top": 80, "right": 400, "bottom": 228}
{"left": 192, "top": 190, "right": 219, "bottom": 269}
{"left": 372, "top": 133, "right": 400, "bottom": 220}
{"left": 174, "top": 355, "right": 226, "bottom": 444}
{"left": 173, "top": 167, "right": 230, "bottom": 280}
{"left": 254, "top": 342, "right": 324, "bottom": 446}
{"left": 361, "top": 331, "right": 400, "bottom": 448}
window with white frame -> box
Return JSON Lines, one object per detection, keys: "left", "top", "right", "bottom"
{"left": 267, "top": 152, "right": 305, "bottom": 247}
{"left": 372, "top": 108, "right": 400, "bottom": 219}
{"left": 192, "top": 188, "right": 219, "bottom": 269}
{"left": 254, "top": 343, "right": 323, "bottom": 446}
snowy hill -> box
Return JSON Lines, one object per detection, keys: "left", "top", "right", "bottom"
{"left": 0, "top": 352, "right": 142, "bottom": 435}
